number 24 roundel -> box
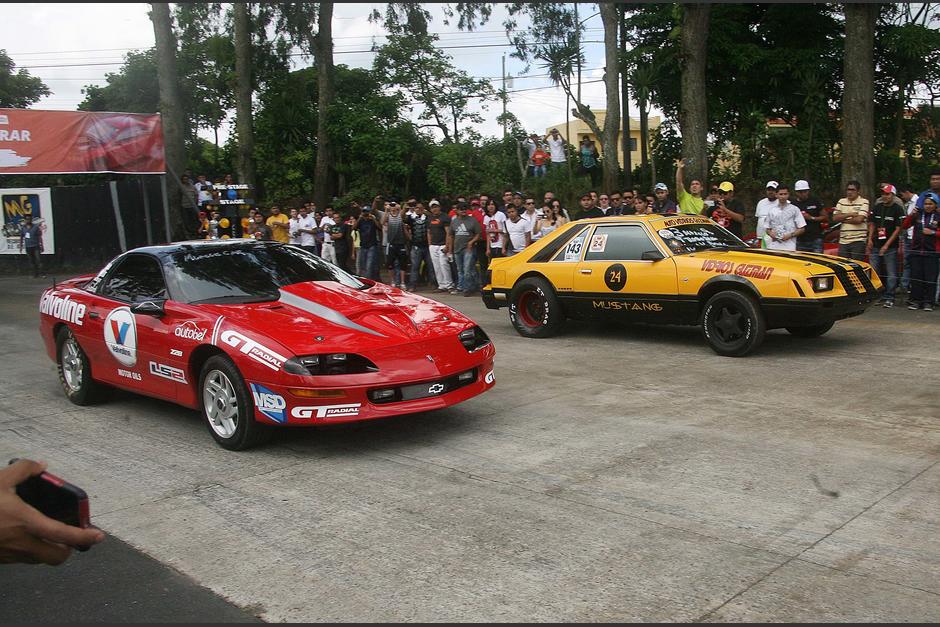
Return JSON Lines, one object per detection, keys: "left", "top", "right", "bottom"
{"left": 605, "top": 264, "right": 627, "bottom": 291}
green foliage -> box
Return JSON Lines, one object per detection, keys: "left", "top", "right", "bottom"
{"left": 0, "top": 49, "right": 50, "bottom": 108}
{"left": 78, "top": 49, "right": 160, "bottom": 114}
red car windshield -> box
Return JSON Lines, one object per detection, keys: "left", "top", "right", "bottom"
{"left": 166, "top": 244, "right": 365, "bottom": 304}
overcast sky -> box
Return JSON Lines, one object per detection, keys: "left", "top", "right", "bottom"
{"left": 0, "top": 2, "right": 652, "bottom": 143}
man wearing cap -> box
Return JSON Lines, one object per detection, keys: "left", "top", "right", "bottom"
{"left": 652, "top": 183, "right": 678, "bottom": 214}
{"left": 793, "top": 180, "right": 826, "bottom": 253}
{"left": 448, "top": 202, "right": 483, "bottom": 296}
{"left": 755, "top": 181, "right": 780, "bottom": 247}
{"left": 867, "top": 184, "right": 905, "bottom": 307}
{"left": 544, "top": 129, "right": 567, "bottom": 168}
{"left": 674, "top": 159, "right": 704, "bottom": 215}
{"left": 704, "top": 181, "right": 745, "bottom": 238}
{"left": 832, "top": 180, "right": 870, "bottom": 261}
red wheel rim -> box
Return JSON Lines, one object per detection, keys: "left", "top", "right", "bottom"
{"left": 518, "top": 290, "right": 544, "bottom": 327}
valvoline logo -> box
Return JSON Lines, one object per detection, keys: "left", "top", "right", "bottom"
{"left": 250, "top": 383, "right": 286, "bottom": 424}
{"left": 103, "top": 307, "right": 137, "bottom": 367}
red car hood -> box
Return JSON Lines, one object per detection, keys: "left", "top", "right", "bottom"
{"left": 205, "top": 281, "right": 474, "bottom": 356}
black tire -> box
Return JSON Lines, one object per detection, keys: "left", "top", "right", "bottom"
{"left": 198, "top": 354, "right": 271, "bottom": 451}
{"left": 786, "top": 321, "right": 835, "bottom": 338}
{"left": 56, "top": 326, "right": 108, "bottom": 405}
{"left": 700, "top": 290, "right": 766, "bottom": 357}
{"left": 509, "top": 277, "right": 565, "bottom": 338}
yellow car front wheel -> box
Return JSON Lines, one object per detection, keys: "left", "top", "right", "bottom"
{"left": 700, "top": 290, "right": 766, "bottom": 357}
{"left": 509, "top": 277, "right": 565, "bottom": 338}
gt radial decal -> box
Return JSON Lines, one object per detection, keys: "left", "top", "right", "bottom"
{"left": 290, "top": 403, "right": 361, "bottom": 419}
{"left": 218, "top": 330, "right": 287, "bottom": 371}
{"left": 103, "top": 306, "right": 137, "bottom": 367}
{"left": 250, "top": 383, "right": 287, "bottom": 423}
{"left": 148, "top": 361, "right": 187, "bottom": 384}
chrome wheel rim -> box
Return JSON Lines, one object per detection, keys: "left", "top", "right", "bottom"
{"left": 203, "top": 369, "right": 239, "bottom": 438}
{"left": 61, "top": 337, "right": 84, "bottom": 392}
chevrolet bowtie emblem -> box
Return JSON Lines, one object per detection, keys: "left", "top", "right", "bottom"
{"left": 428, "top": 383, "right": 445, "bottom": 394}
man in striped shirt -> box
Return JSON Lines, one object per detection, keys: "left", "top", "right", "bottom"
{"left": 832, "top": 180, "right": 869, "bottom": 261}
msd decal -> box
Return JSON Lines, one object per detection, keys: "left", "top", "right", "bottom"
{"left": 103, "top": 307, "right": 137, "bottom": 367}
{"left": 250, "top": 383, "right": 286, "bottom": 423}
{"left": 39, "top": 291, "right": 86, "bottom": 326}
{"left": 218, "top": 329, "right": 286, "bottom": 371}
{"left": 290, "top": 403, "right": 362, "bottom": 420}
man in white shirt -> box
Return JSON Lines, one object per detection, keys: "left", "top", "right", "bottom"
{"left": 297, "top": 205, "right": 318, "bottom": 254}
{"left": 288, "top": 208, "right": 302, "bottom": 246}
{"left": 899, "top": 185, "right": 919, "bottom": 294}
{"left": 521, "top": 197, "right": 542, "bottom": 238}
{"left": 544, "top": 128, "right": 567, "bottom": 168}
{"left": 503, "top": 205, "right": 532, "bottom": 256}
{"left": 319, "top": 207, "right": 337, "bottom": 264}
{"left": 483, "top": 202, "right": 507, "bottom": 260}
{"left": 764, "top": 184, "right": 806, "bottom": 251}
{"left": 521, "top": 133, "right": 539, "bottom": 177}
{"left": 754, "top": 180, "right": 779, "bottom": 247}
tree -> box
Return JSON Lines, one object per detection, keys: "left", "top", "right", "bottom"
{"left": 678, "top": 4, "right": 709, "bottom": 185}
{"left": 233, "top": 2, "right": 257, "bottom": 190}
{"left": 841, "top": 3, "right": 878, "bottom": 195}
{"left": 150, "top": 2, "right": 188, "bottom": 240}
{"left": 372, "top": 9, "right": 494, "bottom": 144}
{"left": 79, "top": 49, "right": 160, "bottom": 114}
{"left": 597, "top": 3, "right": 622, "bottom": 191}
{"left": 0, "top": 50, "right": 50, "bottom": 108}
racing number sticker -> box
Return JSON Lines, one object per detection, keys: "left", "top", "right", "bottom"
{"left": 589, "top": 234, "right": 608, "bottom": 253}
{"left": 564, "top": 238, "right": 584, "bottom": 261}
{"left": 604, "top": 263, "right": 627, "bottom": 291}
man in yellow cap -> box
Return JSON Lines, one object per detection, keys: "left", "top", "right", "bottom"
{"left": 703, "top": 180, "right": 745, "bottom": 238}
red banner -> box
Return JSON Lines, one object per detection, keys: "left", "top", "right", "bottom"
{"left": 0, "top": 109, "right": 166, "bottom": 174}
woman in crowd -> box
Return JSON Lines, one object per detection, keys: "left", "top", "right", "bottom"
{"left": 902, "top": 191, "right": 939, "bottom": 311}
{"left": 533, "top": 201, "right": 568, "bottom": 240}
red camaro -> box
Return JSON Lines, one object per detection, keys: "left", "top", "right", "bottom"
{"left": 39, "top": 240, "right": 496, "bottom": 450}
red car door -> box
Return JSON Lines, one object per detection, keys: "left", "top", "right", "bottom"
{"left": 89, "top": 253, "right": 181, "bottom": 402}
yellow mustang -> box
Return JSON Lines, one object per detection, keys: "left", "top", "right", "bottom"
{"left": 482, "top": 214, "right": 883, "bottom": 356}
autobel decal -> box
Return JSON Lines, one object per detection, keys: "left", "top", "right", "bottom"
{"left": 103, "top": 306, "right": 137, "bottom": 367}
{"left": 39, "top": 291, "right": 86, "bottom": 326}
{"left": 290, "top": 403, "right": 361, "bottom": 420}
{"left": 173, "top": 320, "right": 208, "bottom": 341}
{"left": 148, "top": 361, "right": 187, "bottom": 384}
{"left": 218, "top": 330, "right": 287, "bottom": 371}
{"left": 250, "top": 383, "right": 287, "bottom": 423}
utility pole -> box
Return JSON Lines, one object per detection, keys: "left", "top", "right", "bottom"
{"left": 501, "top": 53, "right": 508, "bottom": 138}
{"left": 574, "top": 2, "right": 581, "bottom": 103}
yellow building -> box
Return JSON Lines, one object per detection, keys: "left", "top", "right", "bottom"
{"left": 545, "top": 112, "right": 661, "bottom": 166}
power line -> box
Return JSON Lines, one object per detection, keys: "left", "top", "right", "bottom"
{"left": 16, "top": 41, "right": 605, "bottom": 69}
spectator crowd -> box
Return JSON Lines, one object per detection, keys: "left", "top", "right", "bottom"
{"left": 177, "top": 163, "right": 940, "bottom": 310}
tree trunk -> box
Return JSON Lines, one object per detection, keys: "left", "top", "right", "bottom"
{"left": 150, "top": 2, "right": 187, "bottom": 240}
{"left": 620, "top": 5, "right": 632, "bottom": 189}
{"left": 894, "top": 80, "right": 906, "bottom": 156}
{"left": 313, "top": 2, "right": 335, "bottom": 210}
{"left": 599, "top": 3, "right": 621, "bottom": 193}
{"left": 678, "top": 4, "right": 710, "bottom": 185}
{"left": 841, "top": 3, "right": 877, "bottom": 196}
{"left": 233, "top": 2, "right": 257, "bottom": 190}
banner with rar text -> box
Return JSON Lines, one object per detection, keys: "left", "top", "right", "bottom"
{"left": 0, "top": 109, "right": 165, "bottom": 175}
{"left": 2, "top": 188, "right": 54, "bottom": 255}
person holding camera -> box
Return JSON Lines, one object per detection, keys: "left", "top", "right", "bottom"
{"left": 901, "top": 191, "right": 939, "bottom": 311}
{"left": 703, "top": 181, "right": 745, "bottom": 238}
{"left": 353, "top": 205, "right": 381, "bottom": 281}
{"left": 0, "top": 459, "right": 105, "bottom": 565}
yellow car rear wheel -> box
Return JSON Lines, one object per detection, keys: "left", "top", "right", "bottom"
{"left": 509, "top": 277, "right": 565, "bottom": 338}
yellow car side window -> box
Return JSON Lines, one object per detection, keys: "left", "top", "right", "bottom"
{"left": 552, "top": 226, "right": 591, "bottom": 262}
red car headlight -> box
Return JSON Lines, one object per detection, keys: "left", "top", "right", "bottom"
{"left": 283, "top": 354, "right": 378, "bottom": 376}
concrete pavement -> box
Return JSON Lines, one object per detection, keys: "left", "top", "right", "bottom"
{"left": 0, "top": 274, "right": 938, "bottom": 621}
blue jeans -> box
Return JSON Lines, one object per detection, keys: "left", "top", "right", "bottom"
{"left": 357, "top": 244, "right": 380, "bottom": 281}
{"left": 796, "top": 238, "right": 823, "bottom": 253}
{"left": 901, "top": 235, "right": 913, "bottom": 291}
{"left": 868, "top": 246, "right": 898, "bottom": 300}
{"left": 409, "top": 245, "right": 431, "bottom": 288}
{"left": 532, "top": 164, "right": 546, "bottom": 177}
{"left": 454, "top": 246, "right": 478, "bottom": 293}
